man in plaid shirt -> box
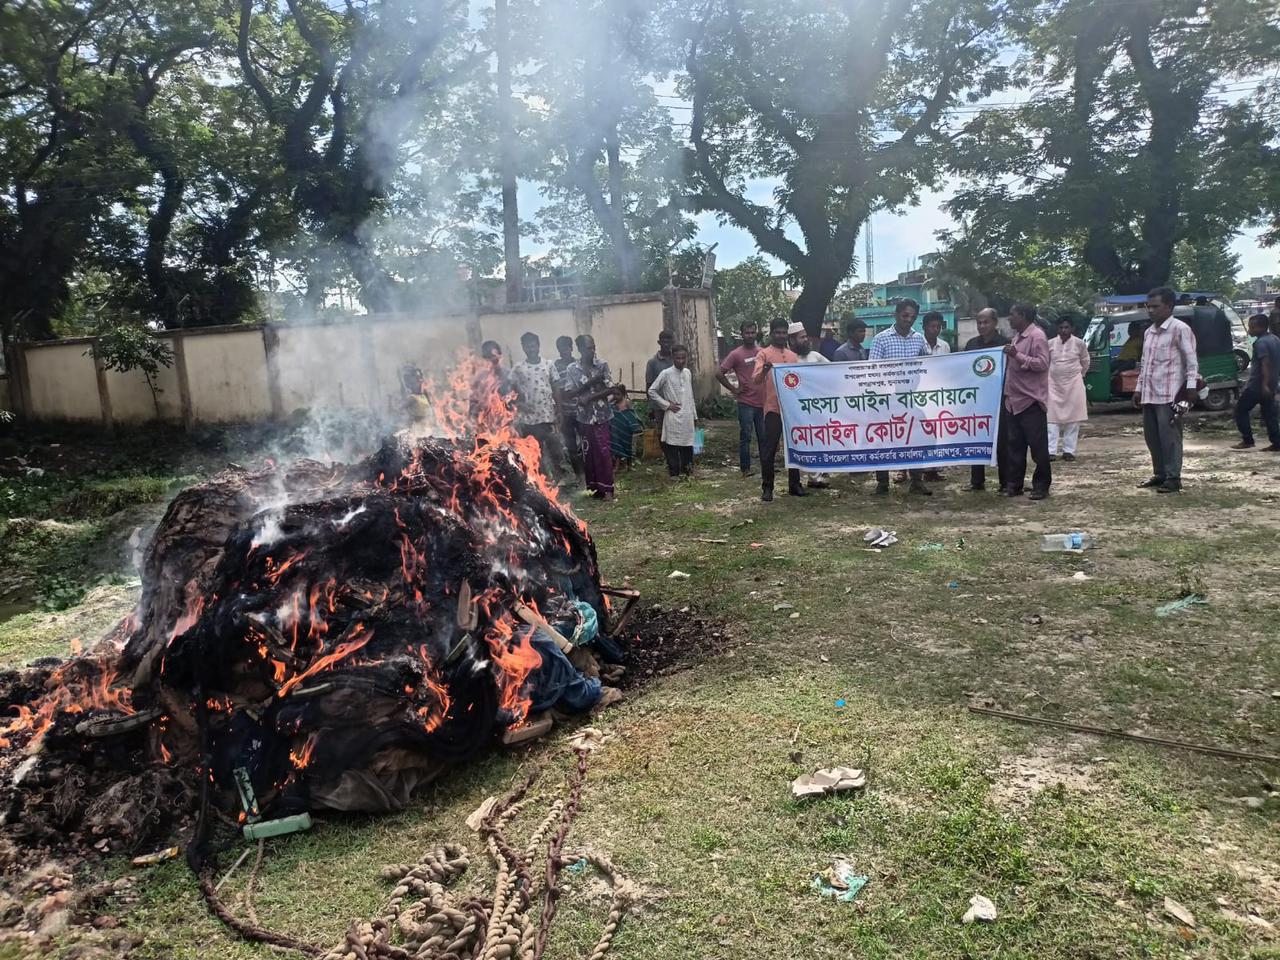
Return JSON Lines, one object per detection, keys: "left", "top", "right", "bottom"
{"left": 1135, "top": 287, "right": 1200, "bottom": 494}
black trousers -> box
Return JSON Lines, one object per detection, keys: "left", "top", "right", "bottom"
{"left": 876, "top": 469, "right": 921, "bottom": 487}
{"left": 761, "top": 412, "right": 801, "bottom": 491}
{"left": 1004, "top": 403, "right": 1051, "bottom": 493}
{"left": 662, "top": 442, "right": 693, "bottom": 476}
{"left": 1235, "top": 384, "right": 1280, "bottom": 447}
{"left": 559, "top": 413, "right": 583, "bottom": 475}
{"left": 971, "top": 411, "right": 1010, "bottom": 489}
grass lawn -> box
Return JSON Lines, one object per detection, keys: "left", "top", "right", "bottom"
{"left": 2, "top": 411, "right": 1278, "bottom": 959}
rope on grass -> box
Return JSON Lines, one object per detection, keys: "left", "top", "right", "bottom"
{"left": 200, "top": 747, "right": 635, "bottom": 960}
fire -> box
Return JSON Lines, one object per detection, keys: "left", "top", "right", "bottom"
{"left": 0, "top": 659, "right": 134, "bottom": 750}
{"left": 483, "top": 612, "right": 543, "bottom": 724}
{"left": 276, "top": 624, "right": 375, "bottom": 697}
{"left": 289, "top": 734, "right": 318, "bottom": 770}
{"left": 415, "top": 645, "right": 453, "bottom": 733}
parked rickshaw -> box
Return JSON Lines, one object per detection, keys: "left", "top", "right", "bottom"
{"left": 1084, "top": 304, "right": 1243, "bottom": 412}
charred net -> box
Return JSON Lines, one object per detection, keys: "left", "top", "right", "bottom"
{"left": 1, "top": 432, "right": 627, "bottom": 852}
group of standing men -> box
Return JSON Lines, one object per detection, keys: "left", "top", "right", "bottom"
{"left": 714, "top": 286, "right": 1209, "bottom": 501}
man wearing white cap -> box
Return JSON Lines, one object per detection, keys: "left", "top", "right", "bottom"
{"left": 789, "top": 322, "right": 832, "bottom": 489}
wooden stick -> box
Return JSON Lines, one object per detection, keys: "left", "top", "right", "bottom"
{"left": 512, "top": 602, "right": 575, "bottom": 654}
{"left": 968, "top": 706, "right": 1280, "bottom": 764}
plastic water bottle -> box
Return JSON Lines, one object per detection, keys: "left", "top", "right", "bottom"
{"left": 1040, "top": 532, "right": 1094, "bottom": 552}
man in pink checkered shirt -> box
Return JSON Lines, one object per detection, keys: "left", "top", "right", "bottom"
{"left": 1134, "top": 287, "right": 1200, "bottom": 494}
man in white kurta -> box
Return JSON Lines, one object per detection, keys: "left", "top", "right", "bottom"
{"left": 1048, "top": 318, "right": 1091, "bottom": 460}
{"left": 647, "top": 345, "right": 698, "bottom": 477}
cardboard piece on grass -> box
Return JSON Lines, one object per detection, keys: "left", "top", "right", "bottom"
{"left": 667, "top": 570, "right": 691, "bottom": 580}
{"left": 961, "top": 894, "right": 998, "bottom": 924}
{"left": 1164, "top": 896, "right": 1197, "bottom": 928}
{"left": 791, "top": 766, "right": 867, "bottom": 799}
{"left": 465, "top": 796, "right": 499, "bottom": 832}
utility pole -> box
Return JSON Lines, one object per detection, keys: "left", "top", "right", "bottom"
{"left": 864, "top": 216, "right": 874, "bottom": 286}
{"left": 495, "top": 0, "right": 522, "bottom": 304}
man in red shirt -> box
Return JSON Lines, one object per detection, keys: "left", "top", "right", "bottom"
{"left": 752, "top": 317, "right": 802, "bottom": 502}
{"left": 716, "top": 317, "right": 766, "bottom": 477}
{"left": 1002, "top": 304, "right": 1052, "bottom": 500}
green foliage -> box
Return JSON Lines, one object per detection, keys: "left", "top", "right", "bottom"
{"left": 947, "top": 0, "right": 1280, "bottom": 295}
{"left": 712, "top": 256, "right": 791, "bottom": 337}
{"left": 89, "top": 323, "right": 175, "bottom": 416}
{"left": 1171, "top": 238, "right": 1242, "bottom": 299}
{"left": 681, "top": 0, "right": 1022, "bottom": 327}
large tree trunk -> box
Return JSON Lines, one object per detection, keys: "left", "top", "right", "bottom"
{"left": 494, "top": 0, "right": 522, "bottom": 304}
{"left": 789, "top": 261, "right": 842, "bottom": 334}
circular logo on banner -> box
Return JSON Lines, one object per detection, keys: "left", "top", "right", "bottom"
{"left": 783, "top": 371, "right": 801, "bottom": 389}
{"left": 972, "top": 355, "right": 997, "bottom": 377}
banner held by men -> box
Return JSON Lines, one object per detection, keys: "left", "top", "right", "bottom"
{"left": 772, "top": 351, "right": 1006, "bottom": 472}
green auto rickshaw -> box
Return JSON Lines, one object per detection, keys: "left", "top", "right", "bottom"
{"left": 1084, "top": 304, "right": 1246, "bottom": 412}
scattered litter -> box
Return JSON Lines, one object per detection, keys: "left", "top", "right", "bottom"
{"left": 566, "top": 727, "right": 607, "bottom": 754}
{"left": 961, "top": 894, "right": 998, "bottom": 924}
{"left": 465, "top": 796, "right": 499, "bottom": 831}
{"left": 843, "top": 586, "right": 852, "bottom": 595}
{"left": 749, "top": 542, "right": 764, "bottom": 548}
{"left": 566, "top": 857, "right": 589, "bottom": 875}
{"left": 946, "top": 581, "right": 960, "bottom": 590}
{"left": 1071, "top": 571, "right": 1092, "bottom": 581}
{"left": 971, "top": 617, "right": 989, "bottom": 625}
{"left": 1155, "top": 595, "right": 1208, "bottom": 617}
{"left": 955, "top": 537, "right": 966, "bottom": 550}
{"left": 1040, "top": 532, "right": 1094, "bottom": 552}
{"left": 916, "top": 542, "right": 944, "bottom": 552}
{"left": 811, "top": 860, "right": 868, "bottom": 902}
{"left": 1219, "top": 906, "right": 1274, "bottom": 930}
{"left": 131, "top": 846, "right": 180, "bottom": 868}
{"left": 791, "top": 767, "right": 866, "bottom": 799}
{"left": 863, "top": 528, "right": 898, "bottom": 548}
{"left": 819, "top": 654, "right": 830, "bottom": 663}
{"left": 696, "top": 538, "right": 729, "bottom": 544}
{"left": 834, "top": 699, "right": 846, "bottom": 708}
{"left": 667, "top": 570, "right": 691, "bottom": 580}
{"left": 773, "top": 603, "right": 795, "bottom": 612}
{"left": 789, "top": 612, "right": 800, "bottom": 619}
{"left": 1020, "top": 614, "right": 1043, "bottom": 625}
{"left": 1164, "top": 896, "right": 1196, "bottom": 928}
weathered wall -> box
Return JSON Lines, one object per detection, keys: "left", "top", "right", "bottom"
{"left": 11, "top": 291, "right": 715, "bottom": 427}
{"left": 183, "top": 329, "right": 272, "bottom": 423}
{"left": 25, "top": 342, "right": 101, "bottom": 422}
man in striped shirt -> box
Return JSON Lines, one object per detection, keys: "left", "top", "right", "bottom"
{"left": 1134, "top": 287, "right": 1200, "bottom": 494}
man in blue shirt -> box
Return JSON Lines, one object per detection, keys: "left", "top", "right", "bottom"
{"left": 868, "top": 300, "right": 932, "bottom": 496}
{"left": 1233, "top": 313, "right": 1280, "bottom": 451}
{"left": 833, "top": 319, "right": 870, "bottom": 362}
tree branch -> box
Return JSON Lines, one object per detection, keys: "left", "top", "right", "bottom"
{"left": 237, "top": 0, "right": 275, "bottom": 115}
{"left": 686, "top": 37, "right": 806, "bottom": 271}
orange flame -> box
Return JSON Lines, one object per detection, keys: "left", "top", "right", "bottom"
{"left": 276, "top": 624, "right": 375, "bottom": 697}
{"left": 289, "top": 734, "right": 318, "bottom": 770}
{"left": 0, "top": 659, "right": 135, "bottom": 750}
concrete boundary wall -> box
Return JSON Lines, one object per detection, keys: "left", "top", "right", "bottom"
{"left": 6, "top": 290, "right": 718, "bottom": 428}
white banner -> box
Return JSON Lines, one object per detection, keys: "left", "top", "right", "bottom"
{"left": 772, "top": 351, "right": 1006, "bottom": 472}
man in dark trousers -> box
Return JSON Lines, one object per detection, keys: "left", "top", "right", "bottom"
{"left": 752, "top": 318, "right": 801, "bottom": 501}
{"left": 1134, "top": 287, "right": 1199, "bottom": 493}
{"left": 1002, "top": 303, "right": 1052, "bottom": 500}
{"left": 964, "top": 308, "right": 1010, "bottom": 492}
{"left": 1232, "top": 313, "right": 1280, "bottom": 451}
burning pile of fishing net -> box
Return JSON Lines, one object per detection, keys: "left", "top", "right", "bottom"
{"left": 0, "top": 430, "right": 635, "bottom": 857}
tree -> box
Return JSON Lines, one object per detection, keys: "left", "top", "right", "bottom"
{"left": 712, "top": 255, "right": 791, "bottom": 336}
{"left": 1171, "top": 237, "right": 1241, "bottom": 299}
{"left": 948, "top": 0, "right": 1280, "bottom": 295}
{"left": 232, "top": 0, "right": 480, "bottom": 313}
{"left": 89, "top": 323, "right": 175, "bottom": 418}
{"left": 681, "top": 0, "right": 1019, "bottom": 333}
{"left": 521, "top": 0, "right": 691, "bottom": 294}
{"left": 0, "top": 0, "right": 150, "bottom": 340}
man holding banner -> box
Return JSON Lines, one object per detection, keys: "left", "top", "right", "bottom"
{"left": 767, "top": 304, "right": 1006, "bottom": 491}
{"left": 1002, "top": 303, "right": 1053, "bottom": 500}
{"left": 868, "top": 300, "right": 932, "bottom": 496}
{"left": 753, "top": 318, "right": 803, "bottom": 501}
